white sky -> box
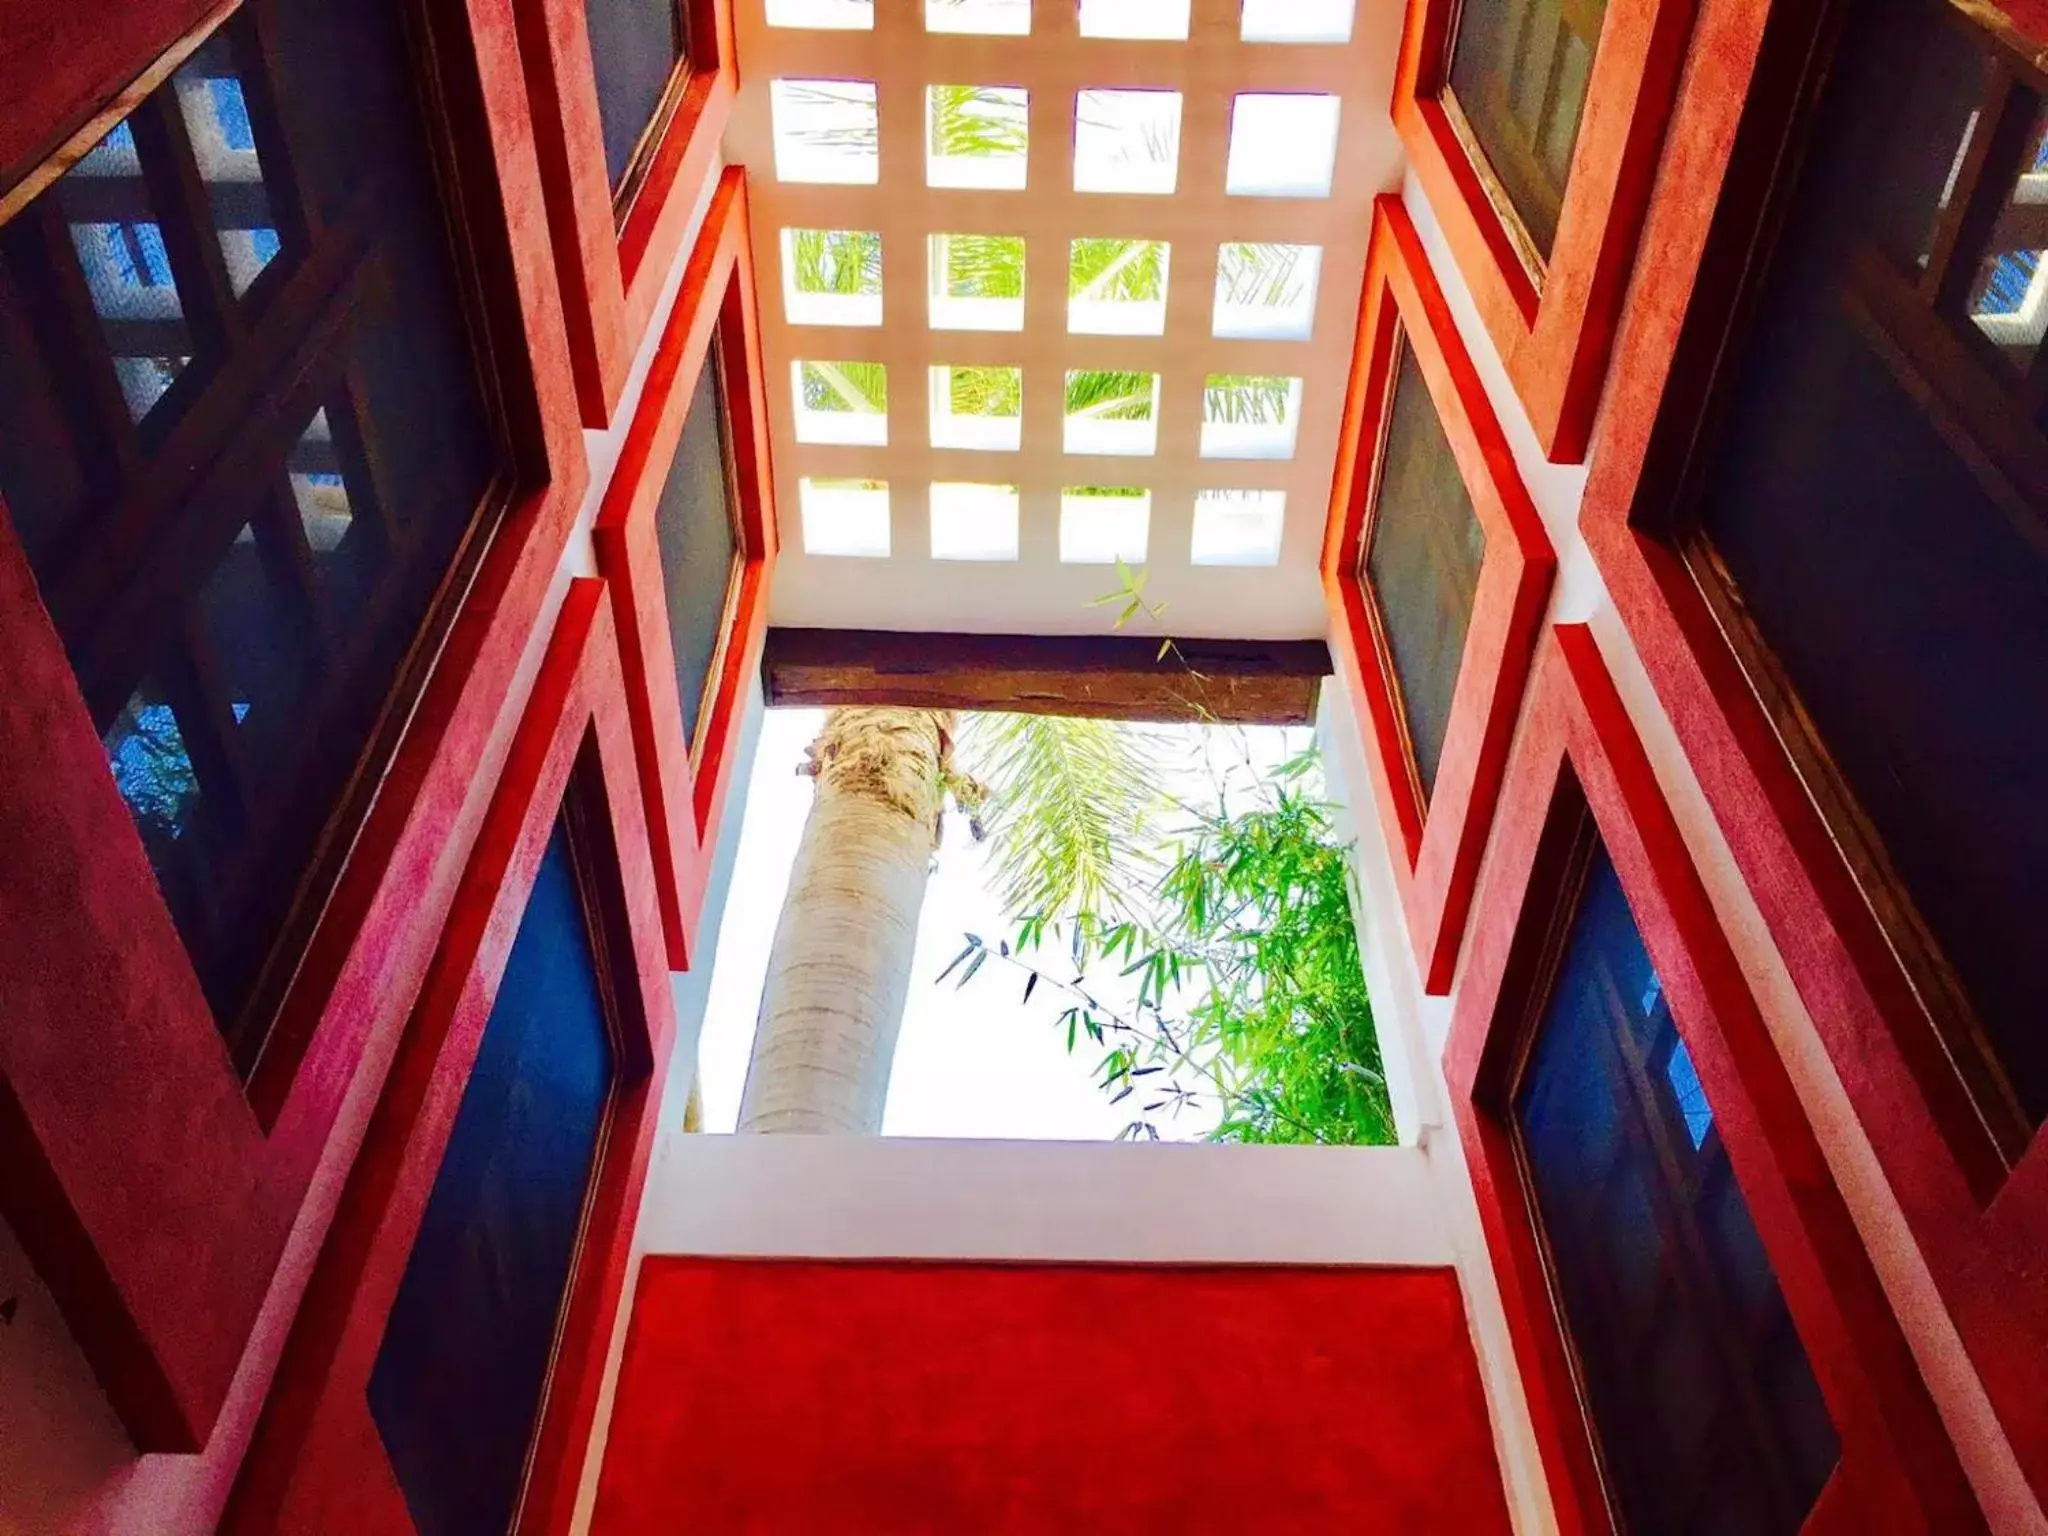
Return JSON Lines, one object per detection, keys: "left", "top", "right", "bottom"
{"left": 695, "top": 707, "right": 1312, "bottom": 1139}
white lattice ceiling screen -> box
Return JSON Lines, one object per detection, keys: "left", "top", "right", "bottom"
{"left": 726, "top": 0, "right": 1404, "bottom": 638}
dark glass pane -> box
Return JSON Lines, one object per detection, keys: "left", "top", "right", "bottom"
{"left": 369, "top": 817, "right": 616, "bottom": 1536}
{"left": 1362, "top": 345, "right": 1485, "bottom": 801}
{"left": 0, "top": 276, "right": 89, "bottom": 565}
{"left": 53, "top": 121, "right": 195, "bottom": 422}
{"left": 655, "top": 343, "right": 742, "bottom": 752}
{"left": 1690, "top": 0, "right": 2048, "bottom": 1124}
{"left": 1848, "top": 14, "right": 1987, "bottom": 272}
{"left": 0, "top": 0, "right": 504, "bottom": 1062}
{"left": 584, "top": 0, "right": 686, "bottom": 190}
{"left": 172, "top": 31, "right": 288, "bottom": 298}
{"left": 1447, "top": 0, "right": 1608, "bottom": 256}
{"left": 1514, "top": 848, "right": 1838, "bottom": 1534}
{"left": 194, "top": 521, "right": 318, "bottom": 749}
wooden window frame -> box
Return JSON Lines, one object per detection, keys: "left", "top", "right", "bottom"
{"left": 1391, "top": 0, "right": 1696, "bottom": 461}
{"left": 1444, "top": 624, "right": 1981, "bottom": 1534}
{"left": 593, "top": 166, "right": 777, "bottom": 967}
{"left": 1578, "top": 0, "right": 2048, "bottom": 1498}
{"left": 224, "top": 578, "right": 676, "bottom": 1536}
{"left": 0, "top": 0, "right": 589, "bottom": 1451}
{"left": 514, "top": 0, "right": 738, "bottom": 426}
{"left": 1323, "top": 194, "right": 1554, "bottom": 995}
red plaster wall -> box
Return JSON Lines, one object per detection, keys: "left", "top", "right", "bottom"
{"left": 593, "top": 1258, "right": 1511, "bottom": 1534}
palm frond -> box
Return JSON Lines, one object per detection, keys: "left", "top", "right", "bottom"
{"left": 1215, "top": 242, "right": 1308, "bottom": 309}
{"left": 944, "top": 364, "right": 1022, "bottom": 417}
{"left": 928, "top": 84, "right": 1029, "bottom": 159}
{"left": 958, "top": 712, "right": 1166, "bottom": 922}
{"left": 1065, "top": 369, "right": 1156, "bottom": 421}
{"left": 777, "top": 81, "right": 880, "bottom": 150}
{"left": 791, "top": 228, "right": 881, "bottom": 297}
{"left": 1069, "top": 237, "right": 1166, "bottom": 303}
{"left": 799, "top": 359, "right": 887, "bottom": 413}
{"left": 1203, "top": 373, "right": 1292, "bottom": 424}
{"left": 933, "top": 233, "right": 1026, "bottom": 299}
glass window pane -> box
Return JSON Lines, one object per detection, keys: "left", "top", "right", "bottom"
{"left": 368, "top": 818, "right": 616, "bottom": 1536}
{"left": 0, "top": 0, "right": 506, "bottom": 1061}
{"left": 1513, "top": 846, "right": 1838, "bottom": 1535}
{"left": 1687, "top": 0, "right": 2048, "bottom": 1124}
{"left": 196, "top": 521, "right": 319, "bottom": 750}
{"left": 1447, "top": 0, "right": 1609, "bottom": 257}
{"left": 1361, "top": 348, "right": 1484, "bottom": 800}
{"left": 584, "top": 0, "right": 684, "bottom": 190}
{"left": 656, "top": 349, "right": 743, "bottom": 750}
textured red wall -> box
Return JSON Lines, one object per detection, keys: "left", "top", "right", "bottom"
{"left": 593, "top": 1258, "right": 1511, "bottom": 1533}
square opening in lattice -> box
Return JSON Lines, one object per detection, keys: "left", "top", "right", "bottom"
{"left": 793, "top": 360, "right": 888, "bottom": 445}
{"left": 1065, "top": 370, "right": 1160, "bottom": 455}
{"left": 1192, "top": 489, "right": 1286, "bottom": 566}
{"left": 930, "top": 481, "right": 1020, "bottom": 560}
{"left": 1077, "top": 0, "right": 1190, "bottom": 39}
{"left": 1226, "top": 94, "right": 1340, "bottom": 197}
{"left": 800, "top": 477, "right": 891, "bottom": 556}
{"left": 771, "top": 80, "right": 880, "bottom": 184}
{"left": 926, "top": 0, "right": 1031, "bottom": 34}
{"left": 1212, "top": 242, "right": 1321, "bottom": 340}
{"left": 929, "top": 365, "right": 1023, "bottom": 450}
{"left": 1074, "top": 91, "right": 1182, "bottom": 196}
{"left": 927, "top": 86, "right": 1029, "bottom": 190}
{"left": 1060, "top": 487, "right": 1151, "bottom": 563}
{"left": 781, "top": 228, "right": 882, "bottom": 326}
{"left": 1241, "top": 0, "right": 1353, "bottom": 42}
{"left": 1068, "top": 239, "right": 1170, "bottom": 335}
{"left": 929, "top": 234, "right": 1026, "bottom": 330}
{"left": 1202, "top": 374, "right": 1303, "bottom": 458}
{"left": 768, "top": 0, "right": 874, "bottom": 28}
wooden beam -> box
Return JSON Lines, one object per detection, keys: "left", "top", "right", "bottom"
{"left": 762, "top": 628, "right": 1330, "bottom": 725}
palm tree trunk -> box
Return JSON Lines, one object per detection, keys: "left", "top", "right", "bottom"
{"left": 737, "top": 708, "right": 955, "bottom": 1134}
